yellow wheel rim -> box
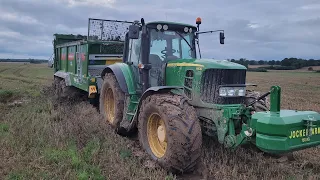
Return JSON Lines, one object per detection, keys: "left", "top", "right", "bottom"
{"left": 147, "top": 113, "right": 167, "bottom": 158}
{"left": 104, "top": 88, "right": 115, "bottom": 123}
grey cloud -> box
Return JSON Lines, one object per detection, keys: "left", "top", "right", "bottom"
{"left": 0, "top": 0, "right": 320, "bottom": 60}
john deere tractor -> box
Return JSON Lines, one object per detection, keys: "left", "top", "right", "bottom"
{"left": 90, "top": 18, "right": 320, "bottom": 173}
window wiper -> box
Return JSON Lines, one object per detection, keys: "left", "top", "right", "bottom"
{"left": 175, "top": 31, "right": 193, "bottom": 51}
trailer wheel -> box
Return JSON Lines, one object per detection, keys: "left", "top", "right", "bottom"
{"left": 57, "top": 79, "right": 81, "bottom": 100}
{"left": 53, "top": 76, "right": 62, "bottom": 96}
{"left": 138, "top": 94, "right": 202, "bottom": 173}
{"left": 99, "top": 73, "right": 125, "bottom": 128}
{"left": 245, "top": 90, "right": 269, "bottom": 111}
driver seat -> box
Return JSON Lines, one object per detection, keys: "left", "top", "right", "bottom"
{"left": 149, "top": 54, "right": 163, "bottom": 86}
{"left": 149, "top": 54, "right": 162, "bottom": 68}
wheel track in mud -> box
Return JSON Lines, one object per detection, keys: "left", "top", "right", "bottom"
{"left": 0, "top": 64, "right": 51, "bottom": 84}
{"left": 12, "top": 64, "right": 26, "bottom": 77}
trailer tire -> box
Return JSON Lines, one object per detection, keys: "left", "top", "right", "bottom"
{"left": 138, "top": 94, "right": 202, "bottom": 173}
{"left": 245, "top": 90, "right": 269, "bottom": 111}
{"left": 60, "top": 79, "right": 67, "bottom": 98}
{"left": 99, "top": 73, "right": 125, "bottom": 129}
{"left": 57, "top": 79, "right": 81, "bottom": 100}
{"left": 53, "top": 76, "right": 62, "bottom": 97}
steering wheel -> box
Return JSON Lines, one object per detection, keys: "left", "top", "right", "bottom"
{"left": 161, "top": 49, "right": 177, "bottom": 59}
{"left": 161, "top": 49, "right": 176, "bottom": 55}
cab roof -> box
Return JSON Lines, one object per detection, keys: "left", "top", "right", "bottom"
{"left": 147, "top": 21, "right": 197, "bottom": 29}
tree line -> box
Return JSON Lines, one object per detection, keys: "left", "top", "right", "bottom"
{"left": 228, "top": 58, "right": 320, "bottom": 70}
{"left": 0, "top": 59, "right": 47, "bottom": 64}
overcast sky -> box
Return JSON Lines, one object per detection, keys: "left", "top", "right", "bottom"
{"left": 0, "top": 0, "right": 320, "bottom": 60}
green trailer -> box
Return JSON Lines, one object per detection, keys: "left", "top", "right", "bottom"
{"left": 53, "top": 18, "right": 320, "bottom": 173}
{"left": 53, "top": 30, "right": 124, "bottom": 99}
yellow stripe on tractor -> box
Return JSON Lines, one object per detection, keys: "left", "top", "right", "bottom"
{"left": 167, "top": 63, "right": 204, "bottom": 67}
{"left": 105, "top": 58, "right": 123, "bottom": 65}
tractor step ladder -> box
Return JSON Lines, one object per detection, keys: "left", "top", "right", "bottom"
{"left": 125, "top": 98, "right": 139, "bottom": 121}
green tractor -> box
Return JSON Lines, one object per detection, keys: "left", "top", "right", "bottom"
{"left": 54, "top": 17, "right": 320, "bottom": 173}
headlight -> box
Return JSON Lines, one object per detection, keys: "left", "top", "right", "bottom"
{"left": 219, "top": 87, "right": 246, "bottom": 97}
{"left": 227, "top": 89, "right": 235, "bottom": 96}
{"left": 219, "top": 88, "right": 227, "bottom": 96}
{"left": 238, "top": 89, "right": 245, "bottom": 96}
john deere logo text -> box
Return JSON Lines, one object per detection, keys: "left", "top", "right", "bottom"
{"left": 289, "top": 127, "right": 320, "bottom": 139}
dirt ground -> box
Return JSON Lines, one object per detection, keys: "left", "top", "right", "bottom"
{"left": 1, "top": 62, "right": 320, "bottom": 179}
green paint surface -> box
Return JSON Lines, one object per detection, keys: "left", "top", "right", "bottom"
{"left": 67, "top": 46, "right": 76, "bottom": 74}
{"left": 253, "top": 110, "right": 320, "bottom": 153}
{"left": 117, "top": 63, "right": 137, "bottom": 95}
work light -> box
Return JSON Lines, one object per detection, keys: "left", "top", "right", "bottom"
{"left": 219, "top": 87, "right": 246, "bottom": 97}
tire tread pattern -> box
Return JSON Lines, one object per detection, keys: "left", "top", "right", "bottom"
{"left": 99, "top": 73, "right": 125, "bottom": 128}
{"left": 138, "top": 94, "right": 202, "bottom": 173}
{"left": 245, "top": 90, "right": 270, "bottom": 111}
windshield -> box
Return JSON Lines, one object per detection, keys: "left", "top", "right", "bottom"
{"left": 149, "top": 29, "right": 196, "bottom": 62}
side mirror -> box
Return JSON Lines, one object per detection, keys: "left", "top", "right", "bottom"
{"left": 128, "top": 25, "right": 140, "bottom": 39}
{"left": 220, "top": 32, "right": 225, "bottom": 44}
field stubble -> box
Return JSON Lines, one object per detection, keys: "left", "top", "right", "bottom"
{"left": 1, "top": 63, "right": 320, "bottom": 180}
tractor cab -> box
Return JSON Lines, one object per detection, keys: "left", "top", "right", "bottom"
{"left": 126, "top": 19, "right": 225, "bottom": 92}
{"left": 146, "top": 22, "right": 197, "bottom": 62}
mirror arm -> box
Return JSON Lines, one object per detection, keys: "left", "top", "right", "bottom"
{"left": 196, "top": 38, "right": 201, "bottom": 59}
{"left": 196, "top": 30, "right": 224, "bottom": 35}
{"left": 195, "top": 30, "right": 224, "bottom": 58}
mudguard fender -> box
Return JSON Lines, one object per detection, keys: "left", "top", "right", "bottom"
{"left": 139, "top": 86, "right": 184, "bottom": 104}
{"left": 54, "top": 71, "right": 71, "bottom": 86}
{"left": 101, "top": 63, "right": 136, "bottom": 95}
{"left": 127, "top": 86, "right": 184, "bottom": 129}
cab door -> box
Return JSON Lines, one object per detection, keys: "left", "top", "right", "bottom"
{"left": 127, "top": 33, "right": 142, "bottom": 93}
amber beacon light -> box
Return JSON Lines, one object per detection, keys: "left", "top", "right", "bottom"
{"left": 196, "top": 17, "right": 202, "bottom": 25}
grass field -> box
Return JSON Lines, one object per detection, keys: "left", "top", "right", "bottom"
{"left": 1, "top": 62, "right": 320, "bottom": 180}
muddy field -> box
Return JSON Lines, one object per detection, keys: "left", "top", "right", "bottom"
{"left": 1, "top": 62, "right": 320, "bottom": 179}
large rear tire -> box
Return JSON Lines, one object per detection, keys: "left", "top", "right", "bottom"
{"left": 99, "top": 73, "right": 125, "bottom": 128}
{"left": 245, "top": 90, "right": 269, "bottom": 112}
{"left": 138, "top": 94, "right": 202, "bottom": 173}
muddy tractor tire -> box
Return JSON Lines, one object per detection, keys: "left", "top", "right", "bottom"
{"left": 138, "top": 94, "right": 202, "bottom": 173}
{"left": 99, "top": 73, "right": 125, "bottom": 129}
{"left": 245, "top": 90, "right": 270, "bottom": 112}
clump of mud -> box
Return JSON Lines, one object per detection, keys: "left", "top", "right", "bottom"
{"left": 0, "top": 90, "right": 23, "bottom": 104}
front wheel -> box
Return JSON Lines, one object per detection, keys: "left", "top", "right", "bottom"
{"left": 245, "top": 90, "right": 269, "bottom": 112}
{"left": 138, "top": 94, "right": 202, "bottom": 173}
